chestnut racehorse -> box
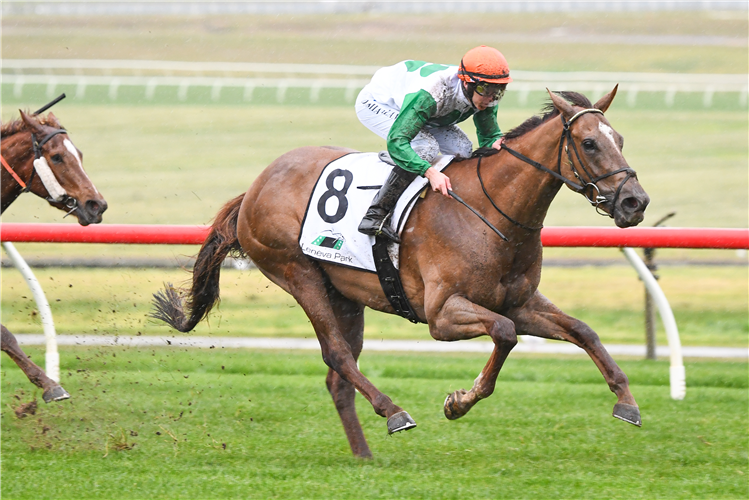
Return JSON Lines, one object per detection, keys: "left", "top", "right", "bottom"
{"left": 1, "top": 110, "right": 107, "bottom": 402}
{"left": 153, "top": 87, "right": 649, "bottom": 458}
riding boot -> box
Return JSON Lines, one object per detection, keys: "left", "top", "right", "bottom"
{"left": 358, "top": 166, "right": 417, "bottom": 243}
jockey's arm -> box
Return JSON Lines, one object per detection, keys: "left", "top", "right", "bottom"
{"left": 387, "top": 90, "right": 452, "bottom": 197}
{"left": 387, "top": 90, "right": 435, "bottom": 176}
{"left": 474, "top": 105, "right": 504, "bottom": 149}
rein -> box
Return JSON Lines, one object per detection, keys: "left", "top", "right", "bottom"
{"left": 1, "top": 154, "right": 28, "bottom": 189}
{"left": 491, "top": 108, "right": 637, "bottom": 227}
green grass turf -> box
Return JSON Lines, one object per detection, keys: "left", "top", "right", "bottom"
{"left": 1, "top": 347, "right": 747, "bottom": 499}
{"left": 1, "top": 266, "right": 746, "bottom": 348}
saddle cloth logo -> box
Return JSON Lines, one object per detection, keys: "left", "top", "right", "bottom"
{"left": 299, "top": 152, "right": 452, "bottom": 272}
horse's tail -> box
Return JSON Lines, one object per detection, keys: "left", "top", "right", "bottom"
{"left": 150, "top": 194, "right": 246, "bottom": 332}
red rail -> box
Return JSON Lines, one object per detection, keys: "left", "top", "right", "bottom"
{"left": 0, "top": 223, "right": 211, "bottom": 245}
{"left": 0, "top": 223, "right": 748, "bottom": 249}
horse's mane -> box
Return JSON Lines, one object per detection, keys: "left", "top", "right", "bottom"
{"left": 0, "top": 113, "right": 61, "bottom": 138}
{"left": 503, "top": 92, "right": 593, "bottom": 140}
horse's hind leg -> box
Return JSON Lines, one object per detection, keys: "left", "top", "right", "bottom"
{"left": 283, "top": 260, "right": 413, "bottom": 440}
{"left": 426, "top": 294, "right": 518, "bottom": 420}
{"left": 1, "top": 325, "right": 70, "bottom": 403}
{"left": 324, "top": 288, "right": 372, "bottom": 458}
{"left": 507, "top": 291, "right": 641, "bottom": 426}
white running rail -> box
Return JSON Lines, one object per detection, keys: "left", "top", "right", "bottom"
{"left": 2, "top": 242, "right": 60, "bottom": 382}
{"left": 3, "top": 60, "right": 747, "bottom": 107}
{"left": 622, "top": 247, "right": 686, "bottom": 400}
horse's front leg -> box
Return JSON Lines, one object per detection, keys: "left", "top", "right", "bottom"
{"left": 1, "top": 325, "right": 70, "bottom": 403}
{"left": 427, "top": 294, "right": 518, "bottom": 420}
{"left": 506, "top": 291, "right": 641, "bottom": 426}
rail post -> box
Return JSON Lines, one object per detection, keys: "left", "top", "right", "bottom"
{"left": 643, "top": 246, "right": 658, "bottom": 360}
{"left": 643, "top": 212, "right": 676, "bottom": 360}
{"left": 1, "top": 242, "right": 60, "bottom": 382}
{"left": 622, "top": 247, "right": 686, "bottom": 400}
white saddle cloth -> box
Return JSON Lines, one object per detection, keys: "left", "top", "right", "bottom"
{"left": 299, "top": 152, "right": 452, "bottom": 272}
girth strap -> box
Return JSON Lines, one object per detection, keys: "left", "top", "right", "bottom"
{"left": 372, "top": 236, "right": 422, "bottom": 324}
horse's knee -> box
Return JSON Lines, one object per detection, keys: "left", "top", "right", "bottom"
{"left": 489, "top": 317, "right": 518, "bottom": 347}
{"left": 321, "top": 348, "right": 347, "bottom": 372}
{"left": 569, "top": 320, "right": 602, "bottom": 348}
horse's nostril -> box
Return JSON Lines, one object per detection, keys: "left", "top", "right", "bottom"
{"left": 85, "top": 199, "right": 107, "bottom": 216}
{"left": 621, "top": 197, "right": 640, "bottom": 212}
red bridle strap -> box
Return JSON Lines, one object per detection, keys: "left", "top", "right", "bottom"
{"left": 0, "top": 154, "right": 27, "bottom": 189}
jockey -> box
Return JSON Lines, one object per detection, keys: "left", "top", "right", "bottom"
{"left": 355, "top": 45, "right": 512, "bottom": 242}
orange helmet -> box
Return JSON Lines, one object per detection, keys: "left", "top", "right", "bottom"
{"left": 458, "top": 46, "right": 512, "bottom": 84}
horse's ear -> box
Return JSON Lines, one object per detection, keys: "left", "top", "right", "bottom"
{"left": 594, "top": 84, "right": 618, "bottom": 113}
{"left": 46, "top": 112, "right": 62, "bottom": 128}
{"left": 19, "top": 110, "right": 45, "bottom": 134}
{"left": 547, "top": 89, "right": 576, "bottom": 121}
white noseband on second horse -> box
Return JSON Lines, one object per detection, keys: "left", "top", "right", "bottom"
{"left": 33, "top": 155, "right": 67, "bottom": 202}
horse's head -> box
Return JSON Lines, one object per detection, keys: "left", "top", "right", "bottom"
{"left": 19, "top": 110, "right": 108, "bottom": 226}
{"left": 548, "top": 86, "right": 649, "bottom": 228}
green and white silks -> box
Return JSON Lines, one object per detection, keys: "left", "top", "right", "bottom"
{"left": 355, "top": 60, "right": 503, "bottom": 175}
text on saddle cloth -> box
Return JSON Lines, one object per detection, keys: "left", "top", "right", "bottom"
{"left": 299, "top": 152, "right": 453, "bottom": 272}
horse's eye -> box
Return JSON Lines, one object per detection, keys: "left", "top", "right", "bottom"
{"left": 582, "top": 139, "right": 596, "bottom": 152}
{"left": 51, "top": 154, "right": 63, "bottom": 163}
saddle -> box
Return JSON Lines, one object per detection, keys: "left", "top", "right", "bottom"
{"left": 299, "top": 151, "right": 454, "bottom": 324}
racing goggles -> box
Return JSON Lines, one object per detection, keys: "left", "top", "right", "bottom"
{"left": 474, "top": 82, "right": 506, "bottom": 101}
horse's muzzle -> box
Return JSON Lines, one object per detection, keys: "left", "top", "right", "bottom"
{"left": 75, "top": 198, "right": 108, "bottom": 226}
{"left": 614, "top": 192, "right": 649, "bottom": 228}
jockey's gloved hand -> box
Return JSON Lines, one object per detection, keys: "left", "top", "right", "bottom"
{"left": 424, "top": 167, "right": 452, "bottom": 198}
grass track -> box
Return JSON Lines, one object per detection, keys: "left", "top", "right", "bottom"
{"left": 2, "top": 347, "right": 747, "bottom": 499}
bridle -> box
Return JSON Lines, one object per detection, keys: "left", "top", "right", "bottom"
{"left": 1, "top": 127, "right": 79, "bottom": 215}
{"left": 483, "top": 108, "right": 637, "bottom": 230}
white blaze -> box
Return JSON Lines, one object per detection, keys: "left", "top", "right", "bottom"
{"left": 63, "top": 139, "right": 83, "bottom": 169}
{"left": 63, "top": 138, "right": 100, "bottom": 195}
{"left": 599, "top": 122, "right": 619, "bottom": 149}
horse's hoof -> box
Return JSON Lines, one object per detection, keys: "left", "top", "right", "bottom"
{"left": 43, "top": 385, "right": 71, "bottom": 403}
{"left": 444, "top": 390, "right": 469, "bottom": 421}
{"left": 387, "top": 411, "right": 416, "bottom": 434}
{"left": 613, "top": 403, "right": 642, "bottom": 427}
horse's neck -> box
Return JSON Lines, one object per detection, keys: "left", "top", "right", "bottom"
{"left": 1, "top": 133, "right": 35, "bottom": 214}
{"left": 482, "top": 124, "right": 566, "bottom": 230}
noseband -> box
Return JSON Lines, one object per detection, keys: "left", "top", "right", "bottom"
{"left": 498, "top": 108, "right": 637, "bottom": 223}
